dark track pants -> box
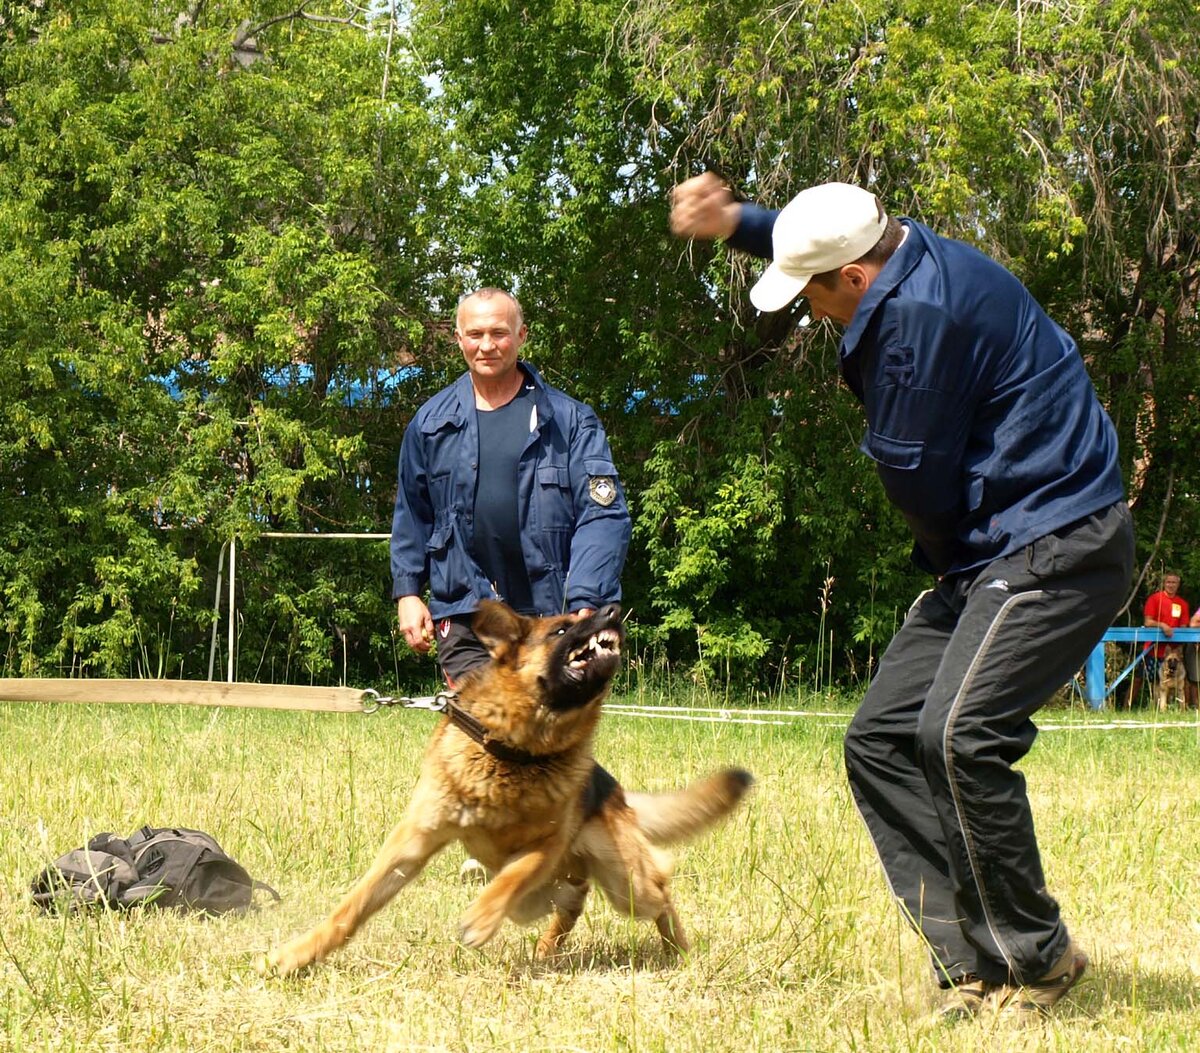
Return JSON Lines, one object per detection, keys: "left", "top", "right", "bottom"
{"left": 433, "top": 615, "right": 493, "bottom": 687}
{"left": 844, "top": 502, "right": 1133, "bottom": 986}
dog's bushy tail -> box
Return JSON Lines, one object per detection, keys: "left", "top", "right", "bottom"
{"left": 625, "top": 768, "right": 753, "bottom": 846}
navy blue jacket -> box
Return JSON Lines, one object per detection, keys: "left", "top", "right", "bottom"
{"left": 390, "top": 363, "right": 631, "bottom": 617}
{"left": 731, "top": 206, "right": 1125, "bottom": 576}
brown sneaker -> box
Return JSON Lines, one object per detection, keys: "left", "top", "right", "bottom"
{"left": 992, "top": 941, "right": 1089, "bottom": 1016}
{"left": 934, "top": 974, "right": 999, "bottom": 1020}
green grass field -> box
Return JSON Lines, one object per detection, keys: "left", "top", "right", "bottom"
{"left": 0, "top": 692, "right": 1197, "bottom": 1051}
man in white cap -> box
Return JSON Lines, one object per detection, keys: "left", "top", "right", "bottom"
{"left": 670, "top": 173, "right": 1134, "bottom": 1018}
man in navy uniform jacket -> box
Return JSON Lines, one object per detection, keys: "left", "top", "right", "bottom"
{"left": 391, "top": 287, "right": 630, "bottom": 686}
{"left": 670, "top": 174, "right": 1133, "bottom": 1018}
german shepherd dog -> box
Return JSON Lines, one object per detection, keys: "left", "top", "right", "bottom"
{"left": 1156, "top": 643, "right": 1186, "bottom": 711}
{"left": 262, "top": 601, "right": 752, "bottom": 975}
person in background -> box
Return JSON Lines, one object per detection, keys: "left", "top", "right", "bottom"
{"left": 390, "top": 286, "right": 630, "bottom": 687}
{"left": 390, "top": 287, "right": 631, "bottom": 883}
{"left": 1130, "top": 572, "right": 1192, "bottom": 707}
{"left": 669, "top": 172, "right": 1133, "bottom": 1019}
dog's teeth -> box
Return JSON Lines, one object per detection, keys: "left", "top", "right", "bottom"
{"left": 585, "top": 629, "right": 619, "bottom": 654}
{"left": 564, "top": 628, "right": 621, "bottom": 674}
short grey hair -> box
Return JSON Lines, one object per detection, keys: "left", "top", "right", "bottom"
{"left": 456, "top": 287, "right": 524, "bottom": 330}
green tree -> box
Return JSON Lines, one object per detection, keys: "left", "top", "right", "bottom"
{"left": 0, "top": 1, "right": 454, "bottom": 681}
{"left": 616, "top": 0, "right": 1200, "bottom": 668}
{"left": 409, "top": 0, "right": 931, "bottom": 681}
{"left": 2, "top": 0, "right": 1195, "bottom": 689}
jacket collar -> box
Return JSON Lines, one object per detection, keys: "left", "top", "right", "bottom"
{"left": 840, "top": 218, "right": 926, "bottom": 359}
{"left": 453, "top": 362, "right": 555, "bottom": 429}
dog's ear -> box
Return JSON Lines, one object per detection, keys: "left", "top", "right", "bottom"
{"left": 472, "top": 600, "right": 529, "bottom": 662}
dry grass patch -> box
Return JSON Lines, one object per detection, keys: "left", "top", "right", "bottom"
{"left": 0, "top": 697, "right": 1197, "bottom": 1050}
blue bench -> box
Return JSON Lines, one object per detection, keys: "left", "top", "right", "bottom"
{"left": 1083, "top": 627, "right": 1200, "bottom": 708}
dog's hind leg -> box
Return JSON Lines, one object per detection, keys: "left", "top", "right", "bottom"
{"left": 653, "top": 900, "right": 690, "bottom": 955}
{"left": 581, "top": 819, "right": 691, "bottom": 957}
{"left": 262, "top": 813, "right": 453, "bottom": 976}
{"left": 534, "top": 879, "right": 590, "bottom": 959}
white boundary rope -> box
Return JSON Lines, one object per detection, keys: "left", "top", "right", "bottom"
{"left": 605, "top": 702, "right": 1200, "bottom": 732}
{"left": 607, "top": 703, "right": 848, "bottom": 718}
{"left": 605, "top": 702, "right": 847, "bottom": 727}
{"left": 1040, "top": 719, "right": 1200, "bottom": 732}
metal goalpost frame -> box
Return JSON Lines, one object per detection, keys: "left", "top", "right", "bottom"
{"left": 211, "top": 532, "right": 390, "bottom": 683}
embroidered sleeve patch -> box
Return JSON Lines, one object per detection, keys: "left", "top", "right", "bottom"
{"left": 589, "top": 476, "right": 617, "bottom": 507}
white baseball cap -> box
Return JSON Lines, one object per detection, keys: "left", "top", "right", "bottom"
{"left": 750, "top": 182, "right": 888, "bottom": 312}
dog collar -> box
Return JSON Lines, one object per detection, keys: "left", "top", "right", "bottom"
{"left": 443, "top": 694, "right": 553, "bottom": 766}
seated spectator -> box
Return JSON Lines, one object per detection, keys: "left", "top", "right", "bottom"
{"left": 1128, "top": 571, "right": 1190, "bottom": 707}
{"left": 1186, "top": 608, "right": 1200, "bottom": 709}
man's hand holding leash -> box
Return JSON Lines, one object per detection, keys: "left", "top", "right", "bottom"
{"left": 397, "top": 595, "right": 434, "bottom": 653}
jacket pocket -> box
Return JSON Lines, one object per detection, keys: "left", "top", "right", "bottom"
{"left": 541, "top": 527, "right": 571, "bottom": 572}
{"left": 859, "top": 429, "right": 940, "bottom": 521}
{"left": 537, "top": 464, "right": 573, "bottom": 531}
{"left": 428, "top": 472, "right": 452, "bottom": 510}
{"left": 419, "top": 408, "right": 464, "bottom": 436}
{"left": 420, "top": 411, "right": 465, "bottom": 479}
{"left": 584, "top": 457, "right": 618, "bottom": 477}
{"left": 424, "top": 522, "right": 451, "bottom": 554}
{"left": 537, "top": 464, "right": 569, "bottom": 488}
{"left": 859, "top": 430, "right": 924, "bottom": 470}
{"left": 425, "top": 523, "right": 468, "bottom": 604}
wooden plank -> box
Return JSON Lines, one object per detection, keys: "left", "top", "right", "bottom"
{"left": 0, "top": 679, "right": 366, "bottom": 713}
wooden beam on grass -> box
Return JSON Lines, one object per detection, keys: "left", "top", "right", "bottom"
{"left": 0, "top": 679, "right": 368, "bottom": 714}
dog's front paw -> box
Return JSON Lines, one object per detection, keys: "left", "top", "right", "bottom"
{"left": 259, "top": 939, "right": 317, "bottom": 977}
{"left": 458, "top": 900, "right": 505, "bottom": 949}
{"left": 253, "top": 953, "right": 275, "bottom": 977}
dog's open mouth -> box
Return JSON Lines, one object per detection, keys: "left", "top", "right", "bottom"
{"left": 559, "top": 628, "right": 624, "bottom": 690}
{"left": 565, "top": 629, "right": 622, "bottom": 680}
{"left": 542, "top": 605, "right": 626, "bottom": 705}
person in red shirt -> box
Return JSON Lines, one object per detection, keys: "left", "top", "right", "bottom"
{"left": 1129, "top": 572, "right": 1191, "bottom": 706}
{"left": 1145, "top": 572, "right": 1190, "bottom": 652}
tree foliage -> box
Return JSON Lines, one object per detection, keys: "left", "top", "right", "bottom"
{"left": 0, "top": 1, "right": 454, "bottom": 680}
{"left": 619, "top": 0, "right": 1200, "bottom": 612}
{"left": 0, "top": 0, "right": 1196, "bottom": 688}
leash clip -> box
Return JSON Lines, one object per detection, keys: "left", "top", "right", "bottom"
{"left": 360, "top": 689, "right": 395, "bottom": 714}
{"left": 361, "top": 690, "right": 455, "bottom": 715}
{"left": 404, "top": 691, "right": 455, "bottom": 713}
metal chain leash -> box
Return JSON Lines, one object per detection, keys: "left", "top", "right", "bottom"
{"left": 359, "top": 689, "right": 457, "bottom": 716}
